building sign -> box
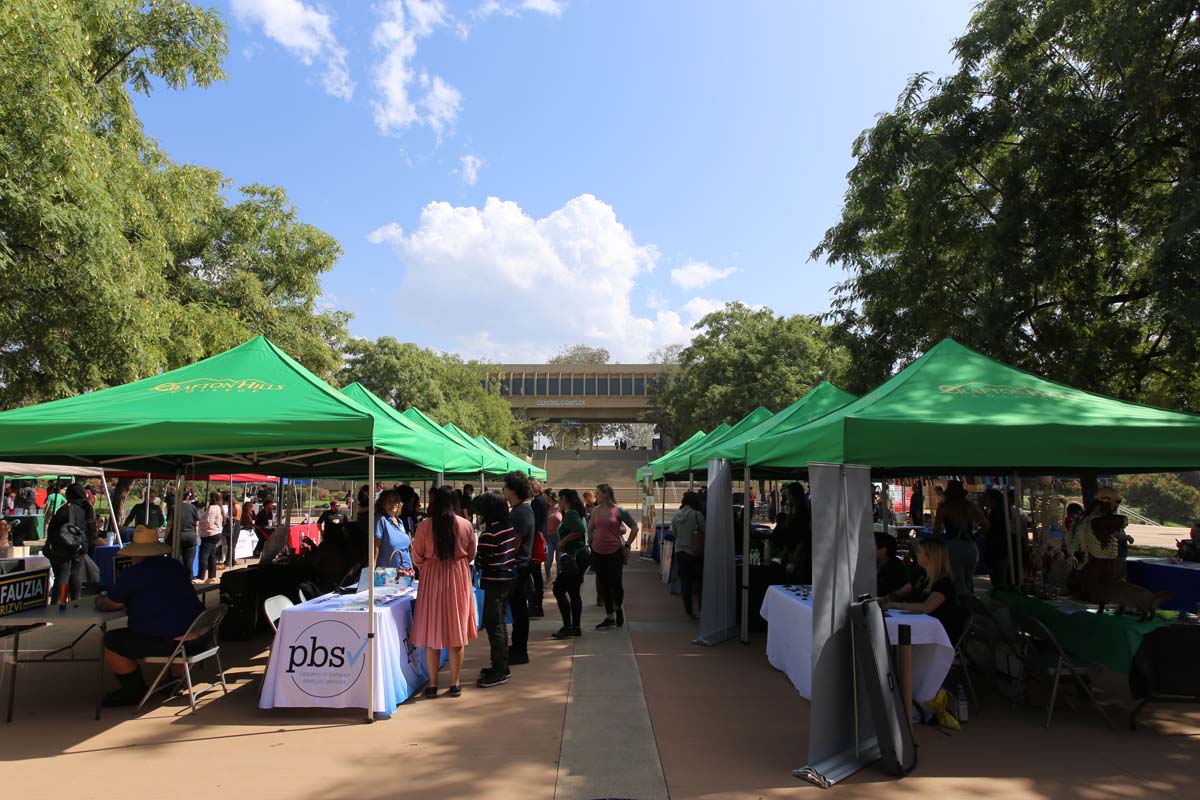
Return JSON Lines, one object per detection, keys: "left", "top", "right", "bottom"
{"left": 534, "top": 400, "right": 586, "bottom": 407}
{"left": 0, "top": 567, "right": 49, "bottom": 617}
{"left": 285, "top": 618, "right": 368, "bottom": 699}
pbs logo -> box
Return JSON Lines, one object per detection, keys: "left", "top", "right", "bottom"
{"left": 286, "top": 619, "right": 367, "bottom": 698}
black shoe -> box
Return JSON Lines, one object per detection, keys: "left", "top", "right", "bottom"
{"left": 571, "top": 626, "right": 583, "bottom": 637}
{"left": 423, "top": 686, "right": 439, "bottom": 699}
{"left": 552, "top": 626, "right": 574, "bottom": 639}
{"left": 529, "top": 606, "right": 545, "bottom": 618}
{"left": 477, "top": 672, "right": 509, "bottom": 688}
{"left": 447, "top": 685, "right": 462, "bottom": 698}
{"left": 480, "top": 666, "right": 511, "bottom": 678}
{"left": 508, "top": 651, "right": 530, "bottom": 665}
{"left": 595, "top": 617, "right": 615, "bottom": 630}
{"left": 100, "top": 688, "right": 143, "bottom": 708}
{"left": 616, "top": 608, "right": 625, "bottom": 627}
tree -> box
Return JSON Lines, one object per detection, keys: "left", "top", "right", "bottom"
{"left": 652, "top": 302, "right": 848, "bottom": 438}
{"left": 1117, "top": 473, "right": 1200, "bottom": 525}
{"left": 545, "top": 343, "right": 617, "bottom": 447}
{"left": 0, "top": 2, "right": 348, "bottom": 407}
{"left": 339, "top": 337, "right": 522, "bottom": 448}
{"left": 548, "top": 344, "right": 611, "bottom": 365}
{"left": 814, "top": 0, "right": 1200, "bottom": 404}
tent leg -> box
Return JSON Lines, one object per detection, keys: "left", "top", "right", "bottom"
{"left": 741, "top": 466, "right": 751, "bottom": 644}
{"left": 367, "top": 451, "right": 376, "bottom": 723}
{"left": 480, "top": 471, "right": 485, "bottom": 492}
{"left": 689, "top": 470, "right": 694, "bottom": 492}
{"left": 1012, "top": 473, "right": 1023, "bottom": 587}
{"left": 172, "top": 472, "right": 184, "bottom": 562}
{"left": 1004, "top": 476, "right": 1016, "bottom": 589}
{"left": 145, "top": 473, "right": 151, "bottom": 525}
{"left": 100, "top": 471, "right": 120, "bottom": 543}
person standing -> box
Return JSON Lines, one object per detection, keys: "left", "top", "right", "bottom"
{"left": 375, "top": 490, "right": 412, "bottom": 571}
{"left": 552, "top": 489, "right": 589, "bottom": 638}
{"left": 317, "top": 499, "right": 349, "bottom": 545}
{"left": 123, "top": 487, "right": 165, "bottom": 531}
{"left": 502, "top": 472, "right": 535, "bottom": 665}
{"left": 168, "top": 496, "right": 201, "bottom": 578}
{"left": 461, "top": 484, "right": 476, "bottom": 522}
{"left": 933, "top": 479, "right": 989, "bottom": 597}
{"left": 475, "top": 491, "right": 516, "bottom": 687}
{"left": 671, "top": 491, "right": 706, "bottom": 620}
{"left": 588, "top": 483, "right": 639, "bottom": 630}
{"left": 252, "top": 499, "right": 275, "bottom": 557}
{"left": 544, "top": 488, "right": 562, "bottom": 582}
{"left": 411, "top": 486, "right": 477, "bottom": 698}
{"left": 197, "top": 491, "right": 224, "bottom": 584}
{"left": 46, "top": 483, "right": 92, "bottom": 600}
{"left": 529, "top": 479, "right": 548, "bottom": 617}
{"left": 44, "top": 481, "right": 67, "bottom": 517}
{"left": 910, "top": 479, "right": 925, "bottom": 526}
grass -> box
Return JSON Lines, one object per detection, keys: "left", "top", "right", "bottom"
{"left": 1129, "top": 544, "right": 1177, "bottom": 558}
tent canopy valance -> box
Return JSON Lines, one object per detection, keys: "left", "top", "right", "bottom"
{"left": 468, "top": 430, "right": 547, "bottom": 480}
{"left": 0, "top": 337, "right": 447, "bottom": 478}
{"left": 637, "top": 430, "right": 706, "bottom": 483}
{"left": 745, "top": 338, "right": 1200, "bottom": 476}
{"left": 707, "top": 382, "right": 857, "bottom": 466}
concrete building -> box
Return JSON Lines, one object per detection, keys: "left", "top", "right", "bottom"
{"left": 487, "top": 364, "right": 663, "bottom": 423}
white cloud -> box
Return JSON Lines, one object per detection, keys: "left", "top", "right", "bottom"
{"left": 371, "top": 1, "right": 462, "bottom": 137}
{"left": 684, "top": 297, "right": 724, "bottom": 321}
{"left": 646, "top": 290, "right": 668, "bottom": 310}
{"left": 670, "top": 261, "right": 738, "bottom": 291}
{"left": 457, "top": 154, "right": 484, "bottom": 185}
{"left": 475, "top": 0, "right": 565, "bottom": 19}
{"left": 231, "top": 0, "right": 354, "bottom": 100}
{"left": 521, "top": 0, "right": 566, "bottom": 15}
{"left": 368, "top": 195, "right": 692, "bottom": 361}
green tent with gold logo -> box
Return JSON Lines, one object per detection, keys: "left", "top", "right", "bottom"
{"left": 0, "top": 336, "right": 448, "bottom": 477}
{"left": 745, "top": 338, "right": 1200, "bottom": 474}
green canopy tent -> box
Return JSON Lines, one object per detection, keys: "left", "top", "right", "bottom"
{"left": 0, "top": 335, "right": 456, "bottom": 722}
{"left": 338, "top": 384, "right": 489, "bottom": 480}
{"left": 636, "top": 430, "right": 707, "bottom": 484}
{"left": 465, "top": 430, "right": 548, "bottom": 480}
{"left": 400, "top": 408, "right": 511, "bottom": 478}
{"left": 649, "top": 424, "right": 730, "bottom": 482}
{"left": 665, "top": 406, "right": 776, "bottom": 480}
{"left": 707, "top": 382, "right": 858, "bottom": 466}
{"left": 745, "top": 338, "right": 1200, "bottom": 475}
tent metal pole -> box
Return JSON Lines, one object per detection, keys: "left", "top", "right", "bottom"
{"left": 145, "top": 473, "right": 151, "bottom": 525}
{"left": 172, "top": 472, "right": 184, "bottom": 561}
{"left": 275, "top": 476, "right": 283, "bottom": 528}
{"left": 1013, "top": 473, "right": 1023, "bottom": 587}
{"left": 741, "top": 466, "right": 752, "bottom": 644}
{"left": 1003, "top": 476, "right": 1016, "bottom": 589}
{"left": 228, "top": 475, "right": 235, "bottom": 568}
{"left": 480, "top": 470, "right": 485, "bottom": 492}
{"left": 100, "top": 470, "right": 120, "bottom": 542}
{"left": 366, "top": 451, "right": 376, "bottom": 723}
{"left": 689, "top": 470, "right": 694, "bottom": 492}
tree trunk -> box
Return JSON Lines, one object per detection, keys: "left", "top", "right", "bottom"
{"left": 114, "top": 477, "right": 134, "bottom": 532}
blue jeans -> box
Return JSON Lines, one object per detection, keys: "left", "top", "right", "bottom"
{"left": 544, "top": 534, "right": 559, "bottom": 578}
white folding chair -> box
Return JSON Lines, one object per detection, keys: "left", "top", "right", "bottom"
{"left": 139, "top": 604, "right": 229, "bottom": 713}
{"left": 263, "top": 594, "right": 294, "bottom": 632}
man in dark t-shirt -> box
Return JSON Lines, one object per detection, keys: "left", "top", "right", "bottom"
{"left": 253, "top": 500, "right": 276, "bottom": 556}
{"left": 503, "top": 472, "right": 535, "bottom": 665}
{"left": 95, "top": 528, "right": 205, "bottom": 706}
{"left": 317, "top": 499, "right": 349, "bottom": 544}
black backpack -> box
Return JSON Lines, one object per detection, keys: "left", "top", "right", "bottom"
{"left": 47, "top": 504, "right": 89, "bottom": 561}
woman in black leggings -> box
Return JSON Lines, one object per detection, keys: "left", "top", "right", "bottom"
{"left": 551, "top": 489, "right": 590, "bottom": 638}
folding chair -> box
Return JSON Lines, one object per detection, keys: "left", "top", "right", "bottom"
{"left": 138, "top": 604, "right": 229, "bottom": 714}
{"left": 949, "top": 606, "right": 978, "bottom": 711}
{"left": 263, "top": 594, "right": 294, "bottom": 632}
{"left": 1012, "top": 612, "right": 1113, "bottom": 730}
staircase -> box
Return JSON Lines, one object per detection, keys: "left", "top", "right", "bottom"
{"left": 539, "top": 449, "right": 671, "bottom": 509}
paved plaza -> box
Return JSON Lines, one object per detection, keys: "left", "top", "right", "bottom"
{"left": 3, "top": 557, "right": 1198, "bottom": 800}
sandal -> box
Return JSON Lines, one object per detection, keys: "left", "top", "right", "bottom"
{"left": 447, "top": 685, "right": 462, "bottom": 698}
{"left": 424, "top": 686, "right": 438, "bottom": 699}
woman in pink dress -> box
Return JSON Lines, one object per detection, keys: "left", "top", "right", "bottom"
{"left": 412, "top": 485, "right": 478, "bottom": 698}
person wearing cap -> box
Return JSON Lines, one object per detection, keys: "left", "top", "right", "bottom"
{"left": 932, "top": 479, "right": 989, "bottom": 597}
{"left": 94, "top": 525, "right": 205, "bottom": 706}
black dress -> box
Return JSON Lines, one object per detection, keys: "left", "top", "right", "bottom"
{"left": 916, "top": 574, "right": 960, "bottom": 642}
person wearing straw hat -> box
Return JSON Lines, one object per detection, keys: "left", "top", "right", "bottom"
{"left": 94, "top": 525, "right": 204, "bottom": 706}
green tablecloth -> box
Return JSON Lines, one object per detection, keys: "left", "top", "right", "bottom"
{"left": 2, "top": 514, "right": 45, "bottom": 541}
{"left": 991, "top": 590, "right": 1170, "bottom": 674}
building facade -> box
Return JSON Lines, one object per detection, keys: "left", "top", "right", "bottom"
{"left": 487, "top": 364, "right": 663, "bottom": 423}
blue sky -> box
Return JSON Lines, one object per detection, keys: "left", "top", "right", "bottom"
{"left": 135, "top": 0, "right": 976, "bottom": 362}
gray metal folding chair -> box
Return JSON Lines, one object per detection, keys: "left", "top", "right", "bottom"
{"left": 1013, "top": 612, "right": 1114, "bottom": 730}
{"left": 950, "top": 606, "right": 978, "bottom": 711}
{"left": 139, "top": 604, "right": 229, "bottom": 713}
{"left": 263, "top": 594, "right": 294, "bottom": 632}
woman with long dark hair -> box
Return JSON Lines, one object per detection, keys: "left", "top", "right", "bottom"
{"left": 411, "top": 486, "right": 478, "bottom": 698}
{"left": 588, "top": 483, "right": 638, "bottom": 630}
{"left": 551, "top": 489, "right": 589, "bottom": 638}
{"left": 932, "top": 479, "right": 989, "bottom": 597}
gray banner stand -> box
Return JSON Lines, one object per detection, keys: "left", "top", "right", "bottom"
{"left": 696, "top": 458, "right": 737, "bottom": 645}
{"left": 795, "top": 462, "right": 876, "bottom": 788}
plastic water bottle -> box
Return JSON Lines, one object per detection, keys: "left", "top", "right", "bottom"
{"left": 955, "top": 683, "right": 969, "bottom": 724}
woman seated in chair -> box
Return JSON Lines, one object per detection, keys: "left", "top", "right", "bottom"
{"left": 881, "top": 537, "right": 961, "bottom": 642}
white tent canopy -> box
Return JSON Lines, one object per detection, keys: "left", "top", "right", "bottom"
{"left": 0, "top": 462, "right": 106, "bottom": 478}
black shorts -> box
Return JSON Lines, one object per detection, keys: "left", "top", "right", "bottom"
{"left": 104, "top": 628, "right": 211, "bottom": 659}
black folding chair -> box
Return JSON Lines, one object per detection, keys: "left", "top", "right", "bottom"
{"left": 1012, "top": 612, "right": 1113, "bottom": 730}
{"left": 949, "top": 606, "right": 978, "bottom": 711}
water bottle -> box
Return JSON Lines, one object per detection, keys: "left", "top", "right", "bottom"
{"left": 955, "top": 683, "right": 969, "bottom": 724}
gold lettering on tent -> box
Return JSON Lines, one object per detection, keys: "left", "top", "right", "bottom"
{"left": 937, "top": 382, "right": 1071, "bottom": 400}
{"left": 151, "top": 378, "right": 286, "bottom": 394}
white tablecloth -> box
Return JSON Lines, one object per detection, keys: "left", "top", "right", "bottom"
{"left": 259, "top": 588, "right": 429, "bottom": 715}
{"left": 759, "top": 585, "right": 954, "bottom": 702}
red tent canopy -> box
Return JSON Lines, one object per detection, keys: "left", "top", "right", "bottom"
{"left": 106, "top": 471, "right": 278, "bottom": 482}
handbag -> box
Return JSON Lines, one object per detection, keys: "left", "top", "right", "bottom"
{"left": 532, "top": 531, "right": 547, "bottom": 563}
{"left": 689, "top": 508, "right": 705, "bottom": 557}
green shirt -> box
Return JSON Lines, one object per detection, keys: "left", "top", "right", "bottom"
{"left": 558, "top": 510, "right": 587, "bottom": 554}
{"left": 44, "top": 492, "right": 66, "bottom": 516}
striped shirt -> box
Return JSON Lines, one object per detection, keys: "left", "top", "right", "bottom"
{"left": 476, "top": 519, "right": 518, "bottom": 583}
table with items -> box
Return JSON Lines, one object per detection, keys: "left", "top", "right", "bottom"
{"left": 759, "top": 584, "right": 954, "bottom": 702}
{"left": 1126, "top": 558, "right": 1200, "bottom": 614}
{"left": 259, "top": 586, "right": 429, "bottom": 717}
{"left": 990, "top": 590, "right": 1171, "bottom": 673}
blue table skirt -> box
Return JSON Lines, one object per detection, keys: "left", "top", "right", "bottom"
{"left": 1127, "top": 559, "right": 1200, "bottom": 613}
